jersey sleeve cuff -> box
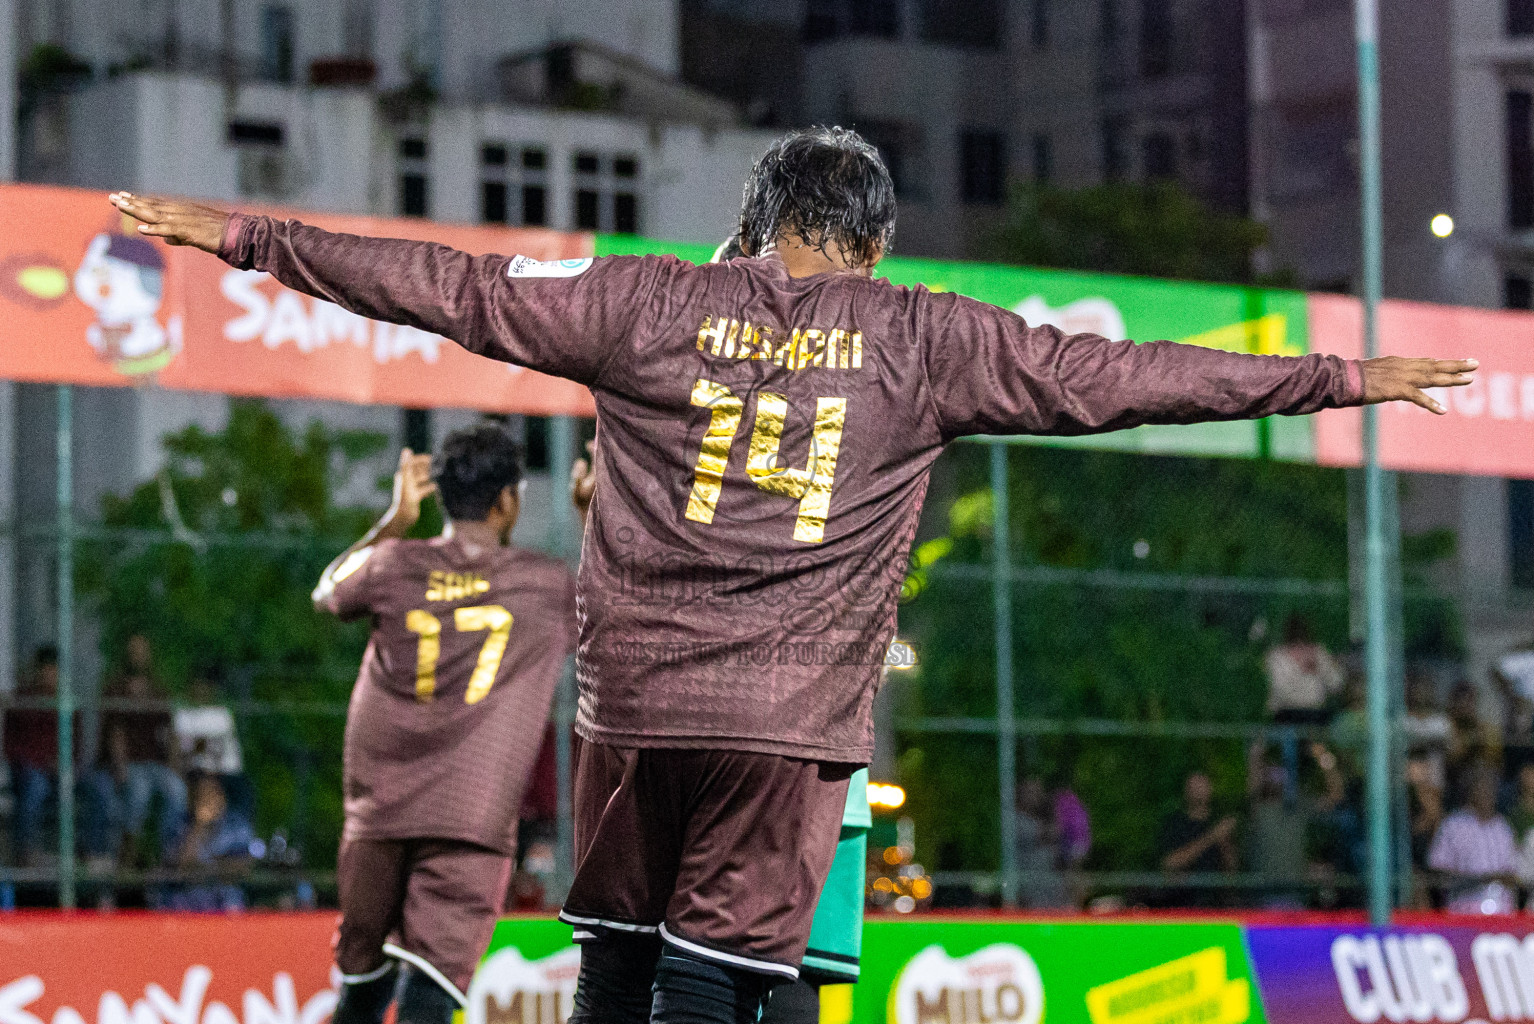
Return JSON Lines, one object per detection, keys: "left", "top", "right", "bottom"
{"left": 218, "top": 212, "right": 248, "bottom": 265}
{"left": 1344, "top": 358, "right": 1366, "bottom": 405}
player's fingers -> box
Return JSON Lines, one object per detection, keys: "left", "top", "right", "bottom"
{"left": 1428, "top": 371, "right": 1474, "bottom": 387}
{"left": 1430, "top": 358, "right": 1478, "bottom": 374}
{"left": 112, "top": 193, "right": 165, "bottom": 223}
{"left": 1406, "top": 388, "right": 1446, "bottom": 414}
{"left": 399, "top": 447, "right": 414, "bottom": 467}
{"left": 135, "top": 222, "right": 185, "bottom": 242}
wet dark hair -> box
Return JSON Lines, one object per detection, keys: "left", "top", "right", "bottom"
{"left": 434, "top": 423, "right": 524, "bottom": 522}
{"left": 738, "top": 126, "right": 896, "bottom": 269}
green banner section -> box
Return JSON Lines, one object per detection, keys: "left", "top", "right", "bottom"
{"left": 855, "top": 919, "right": 1262, "bottom": 1024}
{"left": 468, "top": 917, "right": 1265, "bottom": 1024}
{"left": 596, "top": 234, "right": 1313, "bottom": 461}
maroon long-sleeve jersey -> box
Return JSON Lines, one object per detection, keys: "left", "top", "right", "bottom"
{"left": 225, "top": 215, "right": 1364, "bottom": 764}
{"left": 317, "top": 535, "right": 576, "bottom": 852}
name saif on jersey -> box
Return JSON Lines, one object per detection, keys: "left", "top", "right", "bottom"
{"left": 696, "top": 314, "right": 863, "bottom": 371}
{"left": 425, "top": 571, "right": 491, "bottom": 602}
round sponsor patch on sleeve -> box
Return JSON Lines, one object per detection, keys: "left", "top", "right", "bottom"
{"left": 506, "top": 255, "right": 594, "bottom": 279}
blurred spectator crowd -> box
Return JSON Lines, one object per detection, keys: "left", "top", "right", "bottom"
{"left": 0, "top": 634, "right": 282, "bottom": 909}
{"left": 17, "top": 615, "right": 1534, "bottom": 916}
{"left": 1000, "top": 614, "right": 1534, "bottom": 915}
{"left": 0, "top": 634, "right": 560, "bottom": 912}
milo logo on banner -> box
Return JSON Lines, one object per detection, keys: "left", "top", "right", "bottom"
{"left": 889, "top": 944, "right": 1045, "bottom": 1024}
{"left": 465, "top": 947, "right": 580, "bottom": 1024}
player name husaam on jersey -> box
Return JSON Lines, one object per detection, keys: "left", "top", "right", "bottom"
{"left": 695, "top": 314, "right": 862, "bottom": 371}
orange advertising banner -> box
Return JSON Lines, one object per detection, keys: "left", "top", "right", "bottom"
{"left": 0, "top": 183, "right": 596, "bottom": 415}
{"left": 1310, "top": 293, "right": 1534, "bottom": 478}
{"left": 0, "top": 912, "right": 337, "bottom": 1024}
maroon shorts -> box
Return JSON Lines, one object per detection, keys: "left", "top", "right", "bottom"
{"left": 335, "top": 835, "right": 512, "bottom": 1001}
{"left": 559, "top": 739, "right": 854, "bottom": 980}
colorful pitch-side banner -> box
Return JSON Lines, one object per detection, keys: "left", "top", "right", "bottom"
{"left": 0, "top": 912, "right": 337, "bottom": 1024}
{"left": 597, "top": 236, "right": 1316, "bottom": 462}
{"left": 471, "top": 916, "right": 1262, "bottom": 1024}
{"left": 1248, "top": 921, "right": 1534, "bottom": 1024}
{"left": 0, "top": 183, "right": 595, "bottom": 415}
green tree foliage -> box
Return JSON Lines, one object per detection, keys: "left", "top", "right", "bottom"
{"left": 987, "top": 182, "right": 1283, "bottom": 286}
{"left": 895, "top": 445, "right": 1459, "bottom": 884}
{"left": 79, "top": 400, "right": 390, "bottom": 866}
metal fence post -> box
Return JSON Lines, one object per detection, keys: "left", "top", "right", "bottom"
{"left": 549, "top": 416, "right": 578, "bottom": 903}
{"left": 1354, "top": 0, "right": 1393, "bottom": 927}
{"left": 991, "top": 442, "right": 1019, "bottom": 907}
{"left": 56, "top": 384, "right": 75, "bottom": 909}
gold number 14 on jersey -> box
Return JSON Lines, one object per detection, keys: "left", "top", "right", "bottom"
{"left": 685, "top": 377, "right": 846, "bottom": 544}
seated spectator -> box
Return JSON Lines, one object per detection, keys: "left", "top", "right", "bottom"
{"left": 1053, "top": 779, "right": 1091, "bottom": 870}
{"left": 3, "top": 646, "right": 113, "bottom": 866}
{"left": 1447, "top": 681, "right": 1503, "bottom": 801}
{"left": 1403, "top": 676, "right": 1452, "bottom": 794}
{"left": 1329, "top": 673, "right": 1368, "bottom": 780}
{"left": 156, "top": 773, "right": 255, "bottom": 912}
{"left": 99, "top": 633, "right": 187, "bottom": 865}
{"left": 1265, "top": 615, "right": 1344, "bottom": 724}
{"left": 1429, "top": 763, "right": 1518, "bottom": 915}
{"left": 1015, "top": 776, "right": 1070, "bottom": 910}
{"left": 1158, "top": 771, "right": 1237, "bottom": 907}
{"left": 174, "top": 670, "right": 241, "bottom": 776}
{"left": 1244, "top": 741, "right": 1345, "bottom": 910}
{"left": 1510, "top": 764, "right": 1534, "bottom": 847}
{"left": 1494, "top": 645, "right": 1534, "bottom": 777}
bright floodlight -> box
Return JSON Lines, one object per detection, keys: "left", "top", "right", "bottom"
{"left": 1430, "top": 214, "right": 1455, "bottom": 238}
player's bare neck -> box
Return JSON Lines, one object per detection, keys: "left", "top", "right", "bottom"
{"left": 765, "top": 234, "right": 876, "bottom": 280}
{"left": 441, "top": 519, "right": 505, "bottom": 553}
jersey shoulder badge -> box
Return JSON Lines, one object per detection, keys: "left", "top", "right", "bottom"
{"left": 505, "top": 255, "right": 594, "bottom": 279}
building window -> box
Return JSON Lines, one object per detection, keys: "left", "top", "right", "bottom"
{"left": 229, "top": 121, "right": 289, "bottom": 199}
{"left": 399, "top": 137, "right": 429, "bottom": 217}
{"left": 1508, "top": 273, "right": 1533, "bottom": 309}
{"left": 1031, "top": 133, "right": 1053, "bottom": 184}
{"left": 1102, "top": 118, "right": 1127, "bottom": 179}
{"left": 858, "top": 121, "right": 921, "bottom": 199}
{"left": 571, "top": 152, "right": 640, "bottom": 232}
{"left": 480, "top": 143, "right": 549, "bottom": 226}
{"left": 1143, "top": 132, "right": 1178, "bottom": 180}
{"left": 260, "top": 5, "right": 295, "bottom": 84}
{"left": 961, "top": 130, "right": 1006, "bottom": 205}
{"left": 614, "top": 156, "right": 639, "bottom": 233}
{"left": 1032, "top": 0, "right": 1050, "bottom": 49}
{"left": 805, "top": 0, "right": 900, "bottom": 40}
{"left": 850, "top": 0, "right": 900, "bottom": 36}
{"left": 524, "top": 416, "right": 550, "bottom": 471}
{"left": 1512, "top": 479, "right": 1534, "bottom": 588}
{"left": 1512, "top": 0, "right": 1534, "bottom": 36}
{"left": 1510, "top": 90, "right": 1534, "bottom": 229}
{"left": 920, "top": 0, "right": 1003, "bottom": 47}
{"left": 1140, "top": 0, "right": 1173, "bottom": 78}
{"left": 1100, "top": 0, "right": 1119, "bottom": 45}
{"left": 523, "top": 148, "right": 549, "bottom": 226}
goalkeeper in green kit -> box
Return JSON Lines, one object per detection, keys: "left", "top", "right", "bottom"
{"left": 763, "top": 767, "right": 870, "bottom": 1021}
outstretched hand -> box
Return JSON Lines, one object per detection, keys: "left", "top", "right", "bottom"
{"left": 1362, "top": 356, "right": 1477, "bottom": 414}
{"left": 108, "top": 192, "right": 229, "bottom": 253}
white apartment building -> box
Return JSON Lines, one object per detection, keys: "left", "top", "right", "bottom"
{"left": 0, "top": 0, "right": 778, "bottom": 692}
